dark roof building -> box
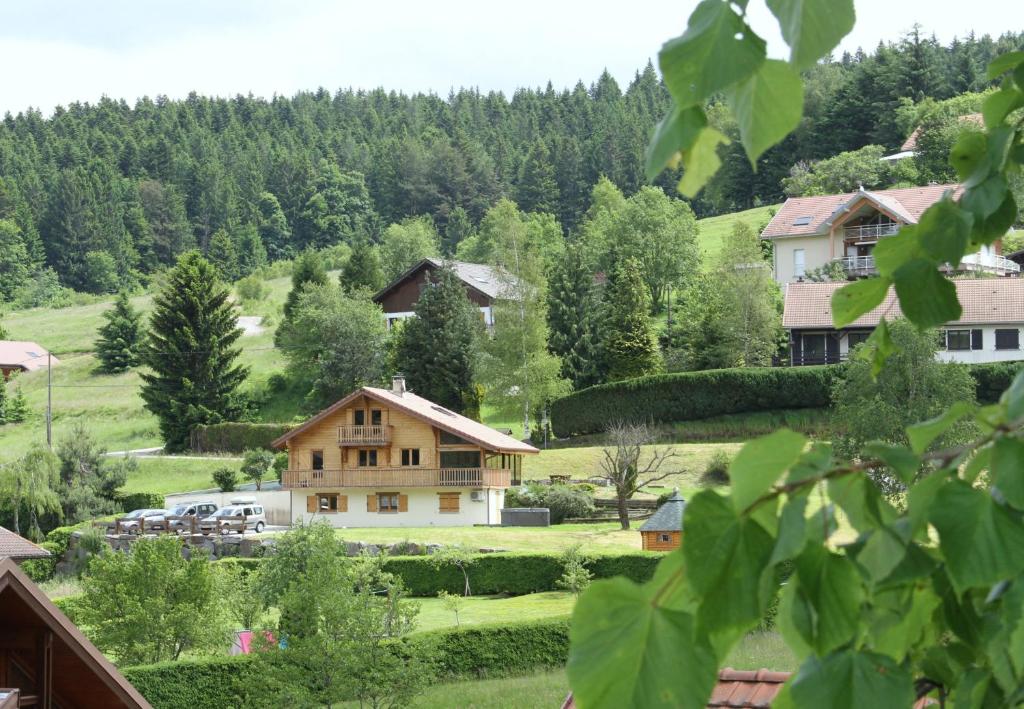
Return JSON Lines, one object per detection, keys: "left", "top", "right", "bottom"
{"left": 638, "top": 491, "right": 686, "bottom": 551}
{"left": 372, "top": 258, "right": 517, "bottom": 329}
{"left": 0, "top": 558, "right": 151, "bottom": 707}
{"left": 0, "top": 528, "right": 51, "bottom": 563}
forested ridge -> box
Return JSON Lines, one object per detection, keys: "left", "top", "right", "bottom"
{"left": 0, "top": 27, "right": 1021, "bottom": 297}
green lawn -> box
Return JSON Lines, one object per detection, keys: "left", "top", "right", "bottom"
{"left": 120, "top": 456, "right": 241, "bottom": 496}
{"left": 412, "top": 592, "right": 576, "bottom": 633}
{"left": 696, "top": 204, "right": 780, "bottom": 266}
{"left": 333, "top": 522, "right": 643, "bottom": 552}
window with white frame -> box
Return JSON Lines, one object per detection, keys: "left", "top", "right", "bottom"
{"left": 793, "top": 249, "right": 805, "bottom": 278}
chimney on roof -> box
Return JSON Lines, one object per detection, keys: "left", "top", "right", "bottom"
{"left": 392, "top": 373, "right": 406, "bottom": 396}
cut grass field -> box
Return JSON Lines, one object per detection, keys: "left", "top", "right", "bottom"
{"left": 412, "top": 592, "right": 576, "bottom": 633}
{"left": 696, "top": 204, "right": 780, "bottom": 266}
{"left": 333, "top": 522, "right": 642, "bottom": 552}
{"left": 118, "top": 456, "right": 241, "bottom": 496}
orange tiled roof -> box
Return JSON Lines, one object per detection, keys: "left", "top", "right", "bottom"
{"left": 761, "top": 184, "right": 958, "bottom": 239}
{"left": 901, "top": 113, "right": 984, "bottom": 152}
{"left": 783, "top": 279, "right": 1024, "bottom": 329}
{"left": 709, "top": 668, "right": 789, "bottom": 708}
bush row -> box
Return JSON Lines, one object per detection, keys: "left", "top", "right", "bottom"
{"left": 551, "top": 366, "right": 842, "bottom": 437}
{"left": 189, "top": 422, "right": 292, "bottom": 454}
{"left": 969, "top": 361, "right": 1024, "bottom": 404}
{"left": 115, "top": 492, "right": 167, "bottom": 511}
{"left": 123, "top": 617, "right": 571, "bottom": 708}
{"left": 213, "top": 551, "right": 663, "bottom": 597}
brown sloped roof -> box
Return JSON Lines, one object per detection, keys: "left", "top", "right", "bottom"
{"left": 0, "top": 558, "right": 151, "bottom": 707}
{"left": 902, "top": 113, "right": 984, "bottom": 152}
{"left": 272, "top": 386, "right": 538, "bottom": 455}
{"left": 783, "top": 279, "right": 1024, "bottom": 329}
{"left": 0, "top": 341, "right": 58, "bottom": 372}
{"left": 762, "top": 184, "right": 958, "bottom": 239}
{"left": 0, "top": 527, "right": 50, "bottom": 561}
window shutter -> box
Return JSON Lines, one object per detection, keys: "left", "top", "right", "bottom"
{"left": 338, "top": 495, "right": 348, "bottom": 513}
{"left": 972, "top": 329, "right": 983, "bottom": 350}
{"left": 306, "top": 495, "right": 316, "bottom": 513}
{"left": 398, "top": 494, "right": 409, "bottom": 512}
{"left": 367, "top": 494, "right": 378, "bottom": 513}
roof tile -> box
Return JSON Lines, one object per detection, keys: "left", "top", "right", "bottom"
{"left": 0, "top": 527, "right": 51, "bottom": 560}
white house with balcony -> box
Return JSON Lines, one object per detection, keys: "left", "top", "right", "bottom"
{"left": 271, "top": 376, "right": 538, "bottom": 528}
{"left": 782, "top": 280, "right": 1024, "bottom": 366}
{"left": 762, "top": 184, "right": 1019, "bottom": 284}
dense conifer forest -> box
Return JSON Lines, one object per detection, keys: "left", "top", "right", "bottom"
{"left": 0, "top": 27, "right": 1021, "bottom": 296}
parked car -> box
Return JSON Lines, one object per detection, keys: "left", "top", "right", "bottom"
{"left": 199, "top": 504, "right": 267, "bottom": 534}
{"left": 119, "top": 509, "right": 168, "bottom": 534}
{"left": 166, "top": 500, "right": 219, "bottom": 532}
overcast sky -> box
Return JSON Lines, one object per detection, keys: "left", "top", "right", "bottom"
{"left": 0, "top": 0, "right": 1013, "bottom": 115}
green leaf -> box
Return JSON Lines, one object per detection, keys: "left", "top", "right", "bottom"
{"left": 683, "top": 490, "right": 776, "bottom": 648}
{"left": 949, "top": 130, "right": 989, "bottom": 183}
{"left": 992, "top": 437, "right": 1024, "bottom": 509}
{"left": 962, "top": 173, "right": 1010, "bottom": 220}
{"left": 970, "top": 190, "right": 1018, "bottom": 244}
{"left": 870, "top": 586, "right": 941, "bottom": 661}
{"left": 892, "top": 259, "right": 961, "bottom": 330}
{"left": 861, "top": 442, "right": 920, "bottom": 485}
{"left": 907, "top": 471, "right": 950, "bottom": 539}
{"left": 917, "top": 199, "right": 972, "bottom": 266}
{"left": 567, "top": 577, "right": 718, "bottom": 708}
{"left": 872, "top": 227, "right": 922, "bottom": 278}
{"left": 856, "top": 526, "right": 907, "bottom": 586}
{"left": 729, "top": 429, "right": 807, "bottom": 512}
{"left": 963, "top": 444, "right": 992, "bottom": 485}
{"left": 929, "top": 480, "right": 1024, "bottom": 593}
{"left": 659, "top": 0, "right": 766, "bottom": 107}
{"left": 831, "top": 277, "right": 889, "bottom": 328}
{"left": 826, "top": 474, "right": 896, "bottom": 534}
{"left": 785, "top": 441, "right": 833, "bottom": 485}
{"left": 906, "top": 401, "right": 973, "bottom": 455}
{"left": 774, "top": 649, "right": 915, "bottom": 709}
{"left": 1004, "top": 369, "right": 1024, "bottom": 421}
{"left": 856, "top": 317, "right": 895, "bottom": 377}
{"left": 645, "top": 106, "right": 706, "bottom": 181}
{"left": 725, "top": 59, "right": 803, "bottom": 166}
{"left": 988, "top": 51, "right": 1024, "bottom": 80}
{"left": 677, "top": 127, "right": 730, "bottom": 198}
{"left": 766, "top": 0, "right": 855, "bottom": 69}
{"left": 770, "top": 490, "right": 809, "bottom": 565}
{"left": 983, "top": 87, "right": 1024, "bottom": 129}
{"left": 792, "top": 545, "right": 864, "bottom": 655}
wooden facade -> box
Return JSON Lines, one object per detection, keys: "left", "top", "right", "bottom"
{"left": 641, "top": 530, "right": 681, "bottom": 551}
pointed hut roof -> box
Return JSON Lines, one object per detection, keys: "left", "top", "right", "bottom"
{"left": 639, "top": 491, "right": 686, "bottom": 532}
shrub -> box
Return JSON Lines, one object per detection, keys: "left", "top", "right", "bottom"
{"left": 970, "top": 361, "right": 1024, "bottom": 403}
{"left": 190, "top": 422, "right": 292, "bottom": 453}
{"left": 213, "top": 467, "right": 238, "bottom": 492}
{"left": 235, "top": 275, "right": 268, "bottom": 302}
{"left": 116, "top": 491, "right": 166, "bottom": 512}
{"left": 21, "top": 541, "right": 61, "bottom": 582}
{"left": 505, "top": 483, "right": 595, "bottom": 524}
{"left": 550, "top": 366, "right": 842, "bottom": 437}
{"left": 700, "top": 450, "right": 731, "bottom": 486}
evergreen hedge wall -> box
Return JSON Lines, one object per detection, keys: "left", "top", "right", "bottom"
{"left": 970, "top": 361, "right": 1024, "bottom": 404}
{"left": 189, "top": 422, "right": 292, "bottom": 453}
{"left": 123, "top": 618, "right": 571, "bottom": 708}
{"left": 550, "top": 366, "right": 842, "bottom": 437}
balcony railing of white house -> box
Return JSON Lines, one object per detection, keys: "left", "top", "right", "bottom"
{"left": 282, "top": 468, "right": 512, "bottom": 489}
{"left": 843, "top": 223, "right": 899, "bottom": 240}
{"left": 835, "top": 253, "right": 1020, "bottom": 276}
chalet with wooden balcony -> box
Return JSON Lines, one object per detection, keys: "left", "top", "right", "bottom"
{"left": 271, "top": 375, "right": 538, "bottom": 527}
{"left": 761, "top": 184, "right": 1019, "bottom": 284}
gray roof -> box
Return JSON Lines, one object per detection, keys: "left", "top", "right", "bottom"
{"left": 373, "top": 258, "right": 518, "bottom": 303}
{"left": 639, "top": 492, "right": 686, "bottom": 532}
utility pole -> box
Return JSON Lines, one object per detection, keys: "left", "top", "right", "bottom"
{"left": 46, "top": 352, "right": 52, "bottom": 449}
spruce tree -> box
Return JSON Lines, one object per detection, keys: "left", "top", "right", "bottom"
{"left": 394, "top": 267, "right": 479, "bottom": 413}
{"left": 547, "top": 244, "right": 603, "bottom": 389}
{"left": 207, "top": 228, "right": 238, "bottom": 281}
{"left": 516, "top": 140, "right": 559, "bottom": 215}
{"left": 443, "top": 206, "right": 475, "bottom": 256}
{"left": 601, "top": 258, "right": 661, "bottom": 382}
{"left": 95, "top": 291, "right": 143, "bottom": 374}
{"left": 140, "top": 252, "right": 249, "bottom": 452}
{"left": 341, "top": 241, "right": 385, "bottom": 293}
{"left": 4, "top": 386, "right": 28, "bottom": 423}
{"left": 0, "top": 375, "right": 7, "bottom": 425}
{"left": 283, "top": 250, "right": 328, "bottom": 321}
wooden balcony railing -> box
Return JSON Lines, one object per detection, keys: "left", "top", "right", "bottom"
{"left": 337, "top": 424, "right": 391, "bottom": 445}
{"left": 283, "top": 468, "right": 512, "bottom": 489}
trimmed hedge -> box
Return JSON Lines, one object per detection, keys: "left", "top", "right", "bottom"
{"left": 210, "top": 551, "right": 662, "bottom": 596}
{"left": 190, "top": 422, "right": 292, "bottom": 453}
{"left": 123, "top": 618, "right": 571, "bottom": 708}
{"left": 551, "top": 366, "right": 842, "bottom": 437}
{"left": 970, "top": 361, "right": 1024, "bottom": 404}
{"left": 116, "top": 492, "right": 166, "bottom": 511}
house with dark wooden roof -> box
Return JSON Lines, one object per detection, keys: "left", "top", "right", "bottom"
{"left": 761, "top": 184, "right": 1018, "bottom": 284}
{"left": 783, "top": 279, "right": 1024, "bottom": 366}
{"left": 372, "top": 257, "right": 517, "bottom": 329}
{"left": 0, "top": 528, "right": 51, "bottom": 564}
{"left": 0, "top": 558, "right": 151, "bottom": 708}
{"left": 272, "top": 375, "right": 538, "bottom": 527}
{"left": 638, "top": 491, "right": 685, "bottom": 551}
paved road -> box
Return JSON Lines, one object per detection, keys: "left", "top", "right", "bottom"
{"left": 104, "top": 447, "right": 242, "bottom": 461}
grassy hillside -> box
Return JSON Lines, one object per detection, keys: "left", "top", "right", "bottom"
{"left": 696, "top": 204, "right": 779, "bottom": 266}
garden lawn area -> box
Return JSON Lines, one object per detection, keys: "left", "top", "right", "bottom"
{"left": 332, "top": 522, "right": 643, "bottom": 552}
{"left": 119, "top": 456, "right": 242, "bottom": 496}
{"left": 340, "top": 632, "right": 795, "bottom": 708}
{"left": 524, "top": 442, "right": 742, "bottom": 498}
{"left": 695, "top": 204, "right": 779, "bottom": 266}
{"left": 411, "top": 592, "right": 575, "bottom": 633}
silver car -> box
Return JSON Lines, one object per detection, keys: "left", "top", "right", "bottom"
{"left": 199, "top": 504, "right": 266, "bottom": 534}
{"left": 119, "top": 508, "right": 168, "bottom": 534}
{"left": 166, "top": 501, "right": 219, "bottom": 532}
